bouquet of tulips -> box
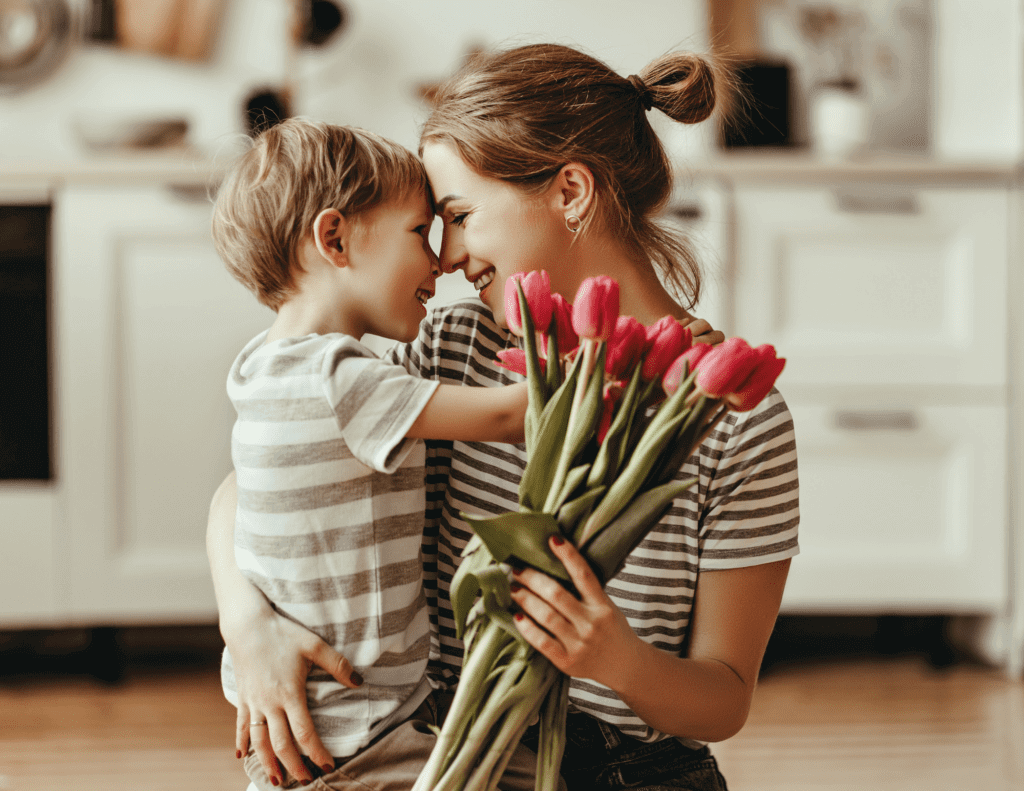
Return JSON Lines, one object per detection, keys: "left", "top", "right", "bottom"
{"left": 412, "top": 272, "right": 785, "bottom": 791}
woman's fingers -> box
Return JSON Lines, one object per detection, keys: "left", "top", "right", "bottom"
{"left": 683, "top": 317, "right": 725, "bottom": 347}
{"left": 283, "top": 698, "right": 335, "bottom": 774}
{"left": 308, "top": 640, "right": 363, "bottom": 690}
{"left": 249, "top": 712, "right": 286, "bottom": 786}
{"left": 547, "top": 536, "right": 605, "bottom": 602}
{"left": 235, "top": 702, "right": 250, "bottom": 759}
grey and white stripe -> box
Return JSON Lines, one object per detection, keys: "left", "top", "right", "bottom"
{"left": 222, "top": 330, "right": 439, "bottom": 758}
{"left": 385, "top": 301, "right": 800, "bottom": 744}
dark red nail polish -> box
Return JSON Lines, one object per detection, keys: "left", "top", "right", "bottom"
{"left": 510, "top": 581, "right": 522, "bottom": 593}
{"left": 322, "top": 763, "right": 335, "bottom": 773}
{"left": 270, "top": 777, "right": 280, "bottom": 787}
{"left": 235, "top": 750, "right": 242, "bottom": 760}
{"left": 551, "top": 535, "right": 565, "bottom": 546}
{"left": 301, "top": 780, "right": 311, "bottom": 787}
{"left": 350, "top": 671, "right": 364, "bottom": 686}
{"left": 511, "top": 566, "right": 523, "bottom": 576}
{"left": 514, "top": 612, "right": 525, "bottom": 621}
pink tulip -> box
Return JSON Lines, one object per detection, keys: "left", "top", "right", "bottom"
{"left": 662, "top": 343, "right": 714, "bottom": 396}
{"left": 550, "top": 293, "right": 578, "bottom": 354}
{"left": 605, "top": 316, "right": 647, "bottom": 379}
{"left": 495, "top": 347, "right": 544, "bottom": 377}
{"left": 571, "top": 276, "right": 619, "bottom": 341}
{"left": 725, "top": 345, "right": 786, "bottom": 411}
{"left": 504, "top": 271, "right": 553, "bottom": 337}
{"left": 641, "top": 317, "right": 693, "bottom": 381}
{"left": 695, "top": 338, "right": 761, "bottom": 398}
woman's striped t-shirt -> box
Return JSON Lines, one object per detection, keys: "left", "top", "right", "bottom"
{"left": 385, "top": 300, "right": 800, "bottom": 744}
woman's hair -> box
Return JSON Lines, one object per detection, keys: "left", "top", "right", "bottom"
{"left": 212, "top": 118, "right": 428, "bottom": 310}
{"left": 420, "top": 43, "right": 718, "bottom": 309}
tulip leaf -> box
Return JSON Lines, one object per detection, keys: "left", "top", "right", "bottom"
{"left": 449, "top": 537, "right": 499, "bottom": 638}
{"left": 580, "top": 478, "right": 698, "bottom": 585}
{"left": 552, "top": 463, "right": 591, "bottom": 513}
{"left": 559, "top": 486, "right": 606, "bottom": 538}
{"left": 518, "top": 353, "right": 582, "bottom": 510}
{"left": 588, "top": 363, "right": 643, "bottom": 490}
{"left": 461, "top": 511, "right": 571, "bottom": 582}
{"left": 545, "top": 324, "right": 562, "bottom": 393}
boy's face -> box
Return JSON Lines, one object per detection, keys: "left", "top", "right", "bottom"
{"left": 346, "top": 190, "right": 439, "bottom": 342}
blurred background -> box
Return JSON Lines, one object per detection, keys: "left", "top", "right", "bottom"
{"left": 1, "top": 0, "right": 1022, "bottom": 789}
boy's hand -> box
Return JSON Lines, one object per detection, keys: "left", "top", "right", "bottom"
{"left": 681, "top": 316, "right": 724, "bottom": 346}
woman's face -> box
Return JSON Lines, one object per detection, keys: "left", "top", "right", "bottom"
{"left": 421, "top": 142, "right": 569, "bottom": 328}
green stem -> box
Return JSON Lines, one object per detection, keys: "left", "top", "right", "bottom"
{"left": 536, "top": 672, "right": 570, "bottom": 791}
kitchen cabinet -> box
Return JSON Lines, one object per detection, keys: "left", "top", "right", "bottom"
{"left": 49, "top": 182, "right": 273, "bottom": 623}
{"left": 729, "top": 180, "right": 1012, "bottom": 618}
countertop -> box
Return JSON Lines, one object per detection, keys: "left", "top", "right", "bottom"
{"left": 1, "top": 148, "right": 1021, "bottom": 196}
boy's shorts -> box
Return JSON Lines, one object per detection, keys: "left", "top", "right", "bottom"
{"left": 244, "top": 690, "right": 567, "bottom": 791}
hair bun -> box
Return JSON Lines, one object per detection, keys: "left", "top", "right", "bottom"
{"left": 639, "top": 52, "right": 716, "bottom": 124}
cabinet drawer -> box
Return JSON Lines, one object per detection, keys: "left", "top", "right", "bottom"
{"left": 733, "top": 186, "right": 1008, "bottom": 387}
{"left": 782, "top": 399, "right": 1007, "bottom": 611}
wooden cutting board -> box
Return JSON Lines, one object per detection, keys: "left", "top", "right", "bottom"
{"left": 115, "top": 0, "right": 227, "bottom": 61}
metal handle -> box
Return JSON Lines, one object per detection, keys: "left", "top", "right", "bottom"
{"left": 833, "top": 189, "right": 919, "bottom": 215}
{"left": 833, "top": 410, "right": 918, "bottom": 431}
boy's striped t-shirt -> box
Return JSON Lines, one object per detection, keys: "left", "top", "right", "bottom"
{"left": 221, "top": 330, "right": 439, "bottom": 758}
{"left": 385, "top": 300, "right": 801, "bottom": 746}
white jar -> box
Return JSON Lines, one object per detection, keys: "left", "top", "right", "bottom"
{"left": 809, "top": 82, "right": 870, "bottom": 158}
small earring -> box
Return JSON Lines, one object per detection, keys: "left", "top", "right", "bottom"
{"left": 565, "top": 214, "right": 582, "bottom": 234}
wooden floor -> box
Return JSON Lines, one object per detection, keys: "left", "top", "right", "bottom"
{"left": 1, "top": 625, "right": 1022, "bottom": 791}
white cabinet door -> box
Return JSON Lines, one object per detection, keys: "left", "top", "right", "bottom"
{"left": 54, "top": 185, "right": 274, "bottom": 622}
{"left": 733, "top": 186, "right": 1008, "bottom": 388}
{"left": 782, "top": 398, "right": 1008, "bottom": 611}
{"left": 0, "top": 485, "right": 60, "bottom": 624}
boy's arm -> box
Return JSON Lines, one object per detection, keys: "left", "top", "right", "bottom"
{"left": 406, "top": 381, "right": 528, "bottom": 443}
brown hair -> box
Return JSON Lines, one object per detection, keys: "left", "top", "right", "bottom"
{"left": 419, "top": 43, "right": 718, "bottom": 309}
{"left": 212, "top": 118, "right": 428, "bottom": 310}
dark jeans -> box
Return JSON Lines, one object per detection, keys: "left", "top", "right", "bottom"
{"left": 523, "top": 711, "right": 729, "bottom": 791}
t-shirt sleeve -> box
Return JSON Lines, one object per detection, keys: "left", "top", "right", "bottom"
{"left": 698, "top": 387, "right": 801, "bottom": 569}
{"left": 321, "top": 338, "right": 439, "bottom": 473}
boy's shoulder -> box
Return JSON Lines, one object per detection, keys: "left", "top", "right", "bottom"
{"left": 229, "top": 330, "right": 379, "bottom": 388}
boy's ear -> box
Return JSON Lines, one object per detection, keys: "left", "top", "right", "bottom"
{"left": 550, "top": 162, "right": 596, "bottom": 222}
{"left": 313, "top": 208, "right": 349, "bottom": 267}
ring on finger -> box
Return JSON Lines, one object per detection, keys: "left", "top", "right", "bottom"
{"left": 250, "top": 720, "right": 268, "bottom": 727}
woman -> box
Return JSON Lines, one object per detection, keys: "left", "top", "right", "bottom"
{"left": 208, "top": 43, "right": 799, "bottom": 790}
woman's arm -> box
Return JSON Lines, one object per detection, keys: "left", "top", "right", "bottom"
{"left": 406, "top": 381, "right": 528, "bottom": 443}
{"left": 510, "top": 538, "right": 790, "bottom": 742}
{"left": 207, "top": 473, "right": 360, "bottom": 785}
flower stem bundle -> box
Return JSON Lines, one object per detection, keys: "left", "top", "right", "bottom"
{"left": 413, "top": 273, "right": 785, "bottom": 791}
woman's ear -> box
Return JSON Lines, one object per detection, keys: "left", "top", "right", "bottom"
{"left": 313, "top": 208, "right": 348, "bottom": 266}
{"left": 551, "top": 162, "right": 596, "bottom": 222}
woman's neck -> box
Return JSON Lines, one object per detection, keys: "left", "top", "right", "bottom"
{"left": 559, "top": 234, "right": 693, "bottom": 325}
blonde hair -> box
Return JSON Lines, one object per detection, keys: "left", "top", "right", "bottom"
{"left": 420, "top": 43, "right": 718, "bottom": 308}
{"left": 213, "top": 118, "right": 428, "bottom": 310}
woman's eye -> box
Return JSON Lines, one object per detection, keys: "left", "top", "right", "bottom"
{"left": 450, "top": 213, "right": 468, "bottom": 227}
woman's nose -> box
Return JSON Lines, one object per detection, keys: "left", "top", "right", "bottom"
{"left": 437, "top": 229, "right": 466, "bottom": 275}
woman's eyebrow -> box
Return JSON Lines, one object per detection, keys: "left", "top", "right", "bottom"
{"left": 435, "top": 195, "right": 462, "bottom": 212}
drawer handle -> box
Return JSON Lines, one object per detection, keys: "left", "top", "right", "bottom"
{"left": 833, "top": 190, "right": 919, "bottom": 215}
{"left": 833, "top": 410, "right": 918, "bottom": 431}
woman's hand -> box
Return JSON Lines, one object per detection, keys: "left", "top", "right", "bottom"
{"left": 226, "top": 605, "right": 362, "bottom": 785}
{"left": 509, "top": 536, "right": 641, "bottom": 688}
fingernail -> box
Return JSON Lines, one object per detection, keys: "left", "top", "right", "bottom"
{"left": 270, "top": 777, "right": 280, "bottom": 787}
{"left": 351, "top": 671, "right": 364, "bottom": 686}
{"left": 322, "top": 763, "right": 335, "bottom": 773}
{"left": 514, "top": 612, "right": 525, "bottom": 621}
{"left": 235, "top": 750, "right": 242, "bottom": 760}
{"left": 301, "top": 781, "right": 311, "bottom": 787}
{"left": 551, "top": 535, "right": 565, "bottom": 546}
{"left": 510, "top": 582, "right": 522, "bottom": 593}
{"left": 511, "top": 566, "right": 523, "bottom": 576}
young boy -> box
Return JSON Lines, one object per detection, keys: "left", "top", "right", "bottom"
{"left": 211, "top": 118, "right": 527, "bottom": 790}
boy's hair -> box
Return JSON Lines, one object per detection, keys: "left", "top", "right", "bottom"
{"left": 213, "top": 118, "right": 428, "bottom": 310}
{"left": 421, "top": 44, "right": 719, "bottom": 309}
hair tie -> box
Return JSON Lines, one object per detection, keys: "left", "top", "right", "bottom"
{"left": 627, "top": 74, "right": 654, "bottom": 112}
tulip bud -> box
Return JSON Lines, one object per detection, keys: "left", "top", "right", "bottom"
{"left": 605, "top": 316, "right": 647, "bottom": 379}
{"left": 571, "top": 276, "right": 619, "bottom": 341}
{"left": 495, "top": 348, "right": 528, "bottom": 377}
{"left": 641, "top": 317, "right": 693, "bottom": 381}
{"left": 725, "top": 345, "right": 786, "bottom": 411}
{"left": 550, "top": 293, "right": 578, "bottom": 354}
{"left": 504, "top": 271, "right": 553, "bottom": 337}
{"left": 662, "top": 343, "right": 713, "bottom": 396}
{"left": 695, "top": 338, "right": 760, "bottom": 398}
